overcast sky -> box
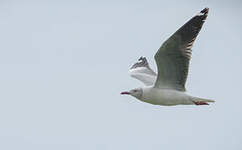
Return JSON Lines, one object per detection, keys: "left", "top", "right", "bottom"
{"left": 0, "top": 0, "right": 241, "bottom": 150}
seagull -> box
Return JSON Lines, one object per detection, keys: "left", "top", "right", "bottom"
{"left": 121, "top": 8, "right": 215, "bottom": 106}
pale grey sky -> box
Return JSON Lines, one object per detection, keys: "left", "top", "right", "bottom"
{"left": 0, "top": 0, "right": 241, "bottom": 150}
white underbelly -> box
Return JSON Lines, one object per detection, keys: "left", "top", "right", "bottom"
{"left": 140, "top": 88, "right": 193, "bottom": 106}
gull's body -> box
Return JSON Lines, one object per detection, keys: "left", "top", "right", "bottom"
{"left": 141, "top": 87, "right": 193, "bottom": 106}
{"left": 121, "top": 8, "right": 214, "bottom": 106}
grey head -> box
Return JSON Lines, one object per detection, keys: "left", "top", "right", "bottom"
{"left": 121, "top": 88, "right": 143, "bottom": 99}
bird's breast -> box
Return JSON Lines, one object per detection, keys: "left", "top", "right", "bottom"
{"left": 140, "top": 87, "right": 191, "bottom": 106}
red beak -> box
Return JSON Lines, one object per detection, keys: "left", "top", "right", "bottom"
{"left": 120, "top": 91, "right": 130, "bottom": 95}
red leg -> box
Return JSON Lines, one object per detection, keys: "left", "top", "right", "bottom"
{"left": 193, "top": 101, "right": 209, "bottom": 105}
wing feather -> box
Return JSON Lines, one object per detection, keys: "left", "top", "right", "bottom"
{"left": 129, "top": 57, "right": 157, "bottom": 86}
{"left": 154, "top": 8, "right": 209, "bottom": 91}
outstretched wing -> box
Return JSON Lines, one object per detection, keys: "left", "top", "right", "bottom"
{"left": 154, "top": 8, "right": 209, "bottom": 91}
{"left": 129, "top": 57, "right": 157, "bottom": 86}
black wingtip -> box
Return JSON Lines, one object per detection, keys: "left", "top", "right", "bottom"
{"left": 138, "top": 56, "right": 147, "bottom": 62}
{"left": 130, "top": 56, "right": 149, "bottom": 69}
{"left": 201, "top": 7, "right": 209, "bottom": 15}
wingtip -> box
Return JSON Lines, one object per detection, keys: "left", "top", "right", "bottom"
{"left": 138, "top": 56, "right": 147, "bottom": 61}
{"left": 197, "top": 7, "right": 209, "bottom": 16}
{"left": 130, "top": 56, "right": 149, "bottom": 69}
{"left": 201, "top": 7, "right": 209, "bottom": 14}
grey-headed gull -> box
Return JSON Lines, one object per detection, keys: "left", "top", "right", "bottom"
{"left": 121, "top": 8, "right": 215, "bottom": 106}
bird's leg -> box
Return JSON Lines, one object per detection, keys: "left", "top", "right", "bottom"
{"left": 193, "top": 101, "right": 209, "bottom": 105}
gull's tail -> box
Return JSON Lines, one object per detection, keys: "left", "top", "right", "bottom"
{"left": 192, "top": 97, "right": 215, "bottom": 105}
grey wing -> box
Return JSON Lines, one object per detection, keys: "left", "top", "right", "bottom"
{"left": 129, "top": 57, "right": 157, "bottom": 86}
{"left": 154, "top": 8, "right": 209, "bottom": 91}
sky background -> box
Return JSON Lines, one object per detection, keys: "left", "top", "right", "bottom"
{"left": 0, "top": 0, "right": 242, "bottom": 149}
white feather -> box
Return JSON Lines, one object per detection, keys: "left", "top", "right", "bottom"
{"left": 129, "top": 67, "right": 157, "bottom": 86}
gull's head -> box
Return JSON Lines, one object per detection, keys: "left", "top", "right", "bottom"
{"left": 121, "top": 88, "right": 143, "bottom": 99}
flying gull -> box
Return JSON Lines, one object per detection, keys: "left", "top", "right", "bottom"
{"left": 121, "top": 8, "right": 215, "bottom": 106}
